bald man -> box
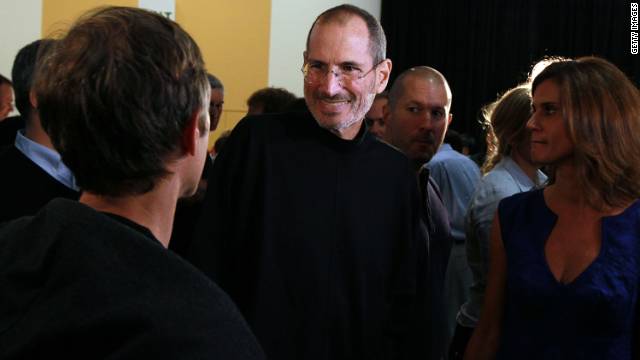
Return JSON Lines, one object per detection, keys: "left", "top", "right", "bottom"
{"left": 383, "top": 66, "right": 454, "bottom": 360}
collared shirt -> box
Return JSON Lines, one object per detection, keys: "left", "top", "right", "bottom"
{"left": 426, "top": 143, "right": 481, "bottom": 243}
{"left": 14, "top": 130, "right": 79, "bottom": 191}
{"left": 457, "top": 155, "right": 547, "bottom": 327}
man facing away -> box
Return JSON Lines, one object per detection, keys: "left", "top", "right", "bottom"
{"left": 0, "top": 7, "right": 263, "bottom": 359}
{"left": 383, "top": 66, "right": 456, "bottom": 360}
{"left": 187, "top": 4, "right": 430, "bottom": 360}
{"left": 0, "top": 39, "right": 80, "bottom": 223}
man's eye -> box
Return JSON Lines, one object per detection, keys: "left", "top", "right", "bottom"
{"left": 432, "top": 110, "right": 444, "bottom": 118}
{"left": 407, "top": 106, "right": 420, "bottom": 113}
{"left": 307, "top": 63, "right": 324, "bottom": 73}
{"left": 342, "top": 64, "right": 360, "bottom": 73}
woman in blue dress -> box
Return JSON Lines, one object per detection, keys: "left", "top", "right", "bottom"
{"left": 465, "top": 57, "right": 640, "bottom": 359}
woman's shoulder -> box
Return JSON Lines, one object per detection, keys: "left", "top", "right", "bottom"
{"left": 496, "top": 189, "right": 551, "bottom": 232}
{"left": 605, "top": 198, "right": 640, "bottom": 226}
{"left": 500, "top": 188, "right": 544, "bottom": 211}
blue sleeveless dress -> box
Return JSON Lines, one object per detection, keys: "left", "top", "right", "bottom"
{"left": 497, "top": 189, "right": 640, "bottom": 359}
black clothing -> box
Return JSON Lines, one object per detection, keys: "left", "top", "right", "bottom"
{"left": 169, "top": 196, "right": 205, "bottom": 256}
{"left": 449, "top": 323, "right": 474, "bottom": 360}
{"left": 0, "top": 115, "right": 23, "bottom": 147}
{"left": 169, "top": 156, "right": 212, "bottom": 257}
{"left": 0, "top": 145, "right": 79, "bottom": 222}
{"left": 188, "top": 111, "right": 430, "bottom": 360}
{"left": 0, "top": 199, "right": 264, "bottom": 359}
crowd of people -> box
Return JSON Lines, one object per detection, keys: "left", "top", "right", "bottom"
{"left": 0, "top": 4, "right": 639, "bottom": 360}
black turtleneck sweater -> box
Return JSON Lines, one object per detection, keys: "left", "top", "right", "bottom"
{"left": 187, "top": 110, "right": 430, "bottom": 360}
{"left": 0, "top": 199, "right": 264, "bottom": 359}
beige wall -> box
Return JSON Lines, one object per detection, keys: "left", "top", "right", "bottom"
{"left": 176, "top": 0, "right": 271, "bottom": 148}
{"left": 0, "top": 0, "right": 42, "bottom": 118}
{"left": 42, "top": 0, "right": 137, "bottom": 37}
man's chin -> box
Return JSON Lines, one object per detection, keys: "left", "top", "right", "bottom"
{"left": 315, "top": 114, "right": 348, "bottom": 131}
{"left": 409, "top": 151, "right": 432, "bottom": 166}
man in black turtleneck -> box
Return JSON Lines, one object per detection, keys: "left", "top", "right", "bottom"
{"left": 188, "top": 5, "right": 430, "bottom": 360}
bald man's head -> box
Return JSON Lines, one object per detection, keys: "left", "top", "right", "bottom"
{"left": 383, "top": 66, "right": 453, "bottom": 169}
{"left": 388, "top": 66, "right": 452, "bottom": 111}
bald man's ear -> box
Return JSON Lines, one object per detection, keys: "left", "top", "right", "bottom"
{"left": 447, "top": 113, "right": 453, "bottom": 126}
{"left": 375, "top": 59, "right": 392, "bottom": 93}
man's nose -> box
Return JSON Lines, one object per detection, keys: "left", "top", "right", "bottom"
{"left": 317, "top": 69, "right": 343, "bottom": 95}
{"left": 420, "top": 113, "right": 436, "bottom": 130}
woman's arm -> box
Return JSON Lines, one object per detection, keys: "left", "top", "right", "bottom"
{"left": 464, "top": 213, "right": 507, "bottom": 360}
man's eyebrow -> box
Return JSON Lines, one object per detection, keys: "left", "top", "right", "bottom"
{"left": 306, "top": 58, "right": 365, "bottom": 67}
{"left": 339, "top": 60, "right": 365, "bottom": 67}
{"left": 404, "top": 100, "right": 425, "bottom": 107}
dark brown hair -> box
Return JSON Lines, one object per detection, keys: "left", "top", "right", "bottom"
{"left": 247, "top": 87, "right": 297, "bottom": 114}
{"left": 35, "top": 6, "right": 209, "bottom": 196}
{"left": 12, "top": 39, "right": 56, "bottom": 118}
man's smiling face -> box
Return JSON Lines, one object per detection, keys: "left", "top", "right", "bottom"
{"left": 303, "top": 16, "right": 380, "bottom": 138}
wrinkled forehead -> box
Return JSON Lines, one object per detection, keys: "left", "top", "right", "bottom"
{"left": 306, "top": 16, "right": 373, "bottom": 64}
